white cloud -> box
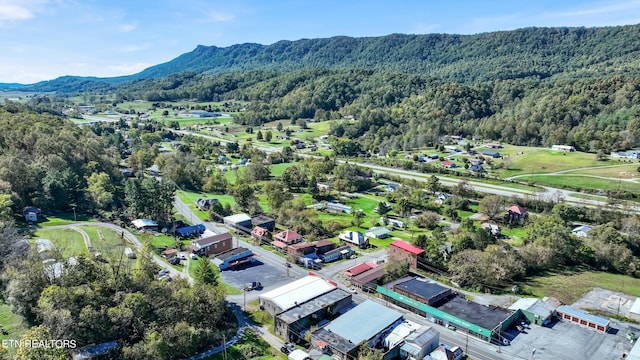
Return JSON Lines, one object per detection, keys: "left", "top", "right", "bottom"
{"left": 120, "top": 23, "right": 136, "bottom": 32}
{"left": 208, "top": 10, "right": 235, "bottom": 22}
{"left": 0, "top": 2, "right": 35, "bottom": 24}
{"left": 119, "top": 43, "right": 150, "bottom": 53}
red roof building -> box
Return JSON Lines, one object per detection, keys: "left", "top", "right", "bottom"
{"left": 275, "top": 230, "right": 303, "bottom": 245}
{"left": 509, "top": 205, "right": 527, "bottom": 215}
{"left": 344, "top": 262, "right": 377, "bottom": 277}
{"left": 389, "top": 240, "right": 424, "bottom": 271}
{"left": 271, "top": 240, "right": 288, "bottom": 253}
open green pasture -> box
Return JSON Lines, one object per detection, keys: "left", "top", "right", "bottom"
{"left": 497, "top": 148, "right": 619, "bottom": 178}
{"left": 32, "top": 228, "right": 89, "bottom": 257}
{"left": 0, "top": 303, "right": 28, "bottom": 341}
{"left": 528, "top": 175, "right": 640, "bottom": 192}
{"left": 81, "top": 226, "right": 130, "bottom": 259}
{"left": 563, "top": 163, "right": 640, "bottom": 178}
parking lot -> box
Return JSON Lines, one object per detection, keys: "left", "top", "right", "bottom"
{"left": 219, "top": 257, "right": 304, "bottom": 292}
{"left": 507, "top": 318, "right": 636, "bottom": 359}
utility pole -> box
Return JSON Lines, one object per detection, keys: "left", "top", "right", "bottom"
{"left": 617, "top": 281, "right": 625, "bottom": 317}
{"left": 222, "top": 334, "right": 227, "bottom": 360}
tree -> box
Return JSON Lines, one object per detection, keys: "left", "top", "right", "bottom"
{"left": 478, "top": 195, "right": 506, "bottom": 220}
{"left": 14, "top": 325, "right": 67, "bottom": 360}
{"left": 231, "top": 183, "right": 261, "bottom": 214}
{"left": 307, "top": 175, "right": 320, "bottom": 200}
{"left": 193, "top": 258, "right": 219, "bottom": 286}
{"left": 376, "top": 201, "right": 391, "bottom": 216}
{"left": 426, "top": 175, "right": 441, "bottom": 194}
{"left": 265, "top": 130, "right": 273, "bottom": 142}
{"left": 397, "top": 198, "right": 412, "bottom": 218}
{"left": 263, "top": 181, "right": 292, "bottom": 210}
{"left": 413, "top": 211, "right": 441, "bottom": 229}
{"left": 256, "top": 130, "right": 263, "bottom": 141}
{"left": 358, "top": 345, "right": 383, "bottom": 360}
{"left": 276, "top": 122, "right": 283, "bottom": 132}
{"left": 87, "top": 173, "right": 115, "bottom": 211}
{"left": 225, "top": 142, "right": 239, "bottom": 153}
{"left": 352, "top": 209, "right": 365, "bottom": 228}
{"left": 245, "top": 160, "right": 270, "bottom": 183}
{"left": 202, "top": 172, "right": 228, "bottom": 194}
{"left": 452, "top": 180, "right": 472, "bottom": 199}
{"left": 281, "top": 166, "right": 307, "bottom": 190}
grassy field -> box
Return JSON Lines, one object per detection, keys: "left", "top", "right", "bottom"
{"left": 528, "top": 175, "right": 640, "bottom": 192}
{"left": 176, "top": 190, "right": 236, "bottom": 221}
{"left": 33, "top": 228, "right": 89, "bottom": 257}
{"left": 37, "top": 212, "right": 93, "bottom": 227}
{"left": 81, "top": 226, "right": 131, "bottom": 259}
{"left": 497, "top": 147, "right": 620, "bottom": 178}
{"left": 523, "top": 270, "right": 640, "bottom": 304}
{"left": 563, "top": 163, "right": 640, "bottom": 178}
{"left": 0, "top": 303, "right": 28, "bottom": 341}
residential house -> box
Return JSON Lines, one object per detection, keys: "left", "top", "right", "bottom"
{"left": 425, "top": 345, "right": 463, "bottom": 360}
{"left": 470, "top": 164, "right": 485, "bottom": 173}
{"left": 161, "top": 248, "right": 179, "bottom": 258}
{"left": 314, "top": 240, "right": 336, "bottom": 255}
{"left": 443, "top": 145, "right": 460, "bottom": 152}
{"left": 131, "top": 219, "right": 158, "bottom": 231}
{"left": 339, "top": 230, "right": 368, "bottom": 248}
{"left": 366, "top": 226, "right": 391, "bottom": 239}
{"left": 326, "top": 202, "right": 352, "bottom": 214}
{"left": 481, "top": 223, "right": 501, "bottom": 236}
{"left": 386, "top": 183, "right": 400, "bottom": 192}
{"left": 274, "top": 230, "right": 303, "bottom": 245}
{"left": 441, "top": 161, "right": 456, "bottom": 168}
{"left": 486, "top": 143, "right": 503, "bottom": 149}
{"left": 195, "top": 198, "right": 220, "bottom": 211}
{"left": 481, "top": 150, "right": 501, "bottom": 158}
{"left": 251, "top": 226, "right": 270, "bottom": 244}
{"left": 572, "top": 225, "right": 593, "bottom": 238}
{"left": 506, "top": 205, "right": 528, "bottom": 223}
{"left": 435, "top": 193, "right": 450, "bottom": 205}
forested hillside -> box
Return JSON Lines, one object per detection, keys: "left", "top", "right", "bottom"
{"left": 134, "top": 25, "right": 640, "bottom": 83}
{"left": 112, "top": 69, "right": 640, "bottom": 153}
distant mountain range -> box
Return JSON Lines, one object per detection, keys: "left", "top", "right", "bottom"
{"left": 6, "top": 24, "right": 640, "bottom": 92}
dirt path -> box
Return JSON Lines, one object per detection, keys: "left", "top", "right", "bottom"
{"left": 68, "top": 225, "right": 92, "bottom": 253}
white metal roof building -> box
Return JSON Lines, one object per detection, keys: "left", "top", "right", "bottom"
{"left": 259, "top": 275, "right": 337, "bottom": 315}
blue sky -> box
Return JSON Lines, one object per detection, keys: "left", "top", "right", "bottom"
{"left": 2, "top": 0, "right": 640, "bottom": 83}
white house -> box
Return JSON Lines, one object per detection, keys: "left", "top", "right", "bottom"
{"left": 572, "top": 225, "right": 593, "bottom": 238}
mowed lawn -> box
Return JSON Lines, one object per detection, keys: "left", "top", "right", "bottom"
{"left": 528, "top": 175, "right": 640, "bottom": 192}
{"left": 523, "top": 270, "right": 640, "bottom": 305}
{"left": 81, "top": 226, "right": 131, "bottom": 259}
{"left": 33, "top": 228, "right": 89, "bottom": 257}
{"left": 176, "top": 190, "right": 235, "bottom": 221}
{"left": 563, "top": 163, "right": 640, "bottom": 178}
{"left": 498, "top": 148, "right": 620, "bottom": 178}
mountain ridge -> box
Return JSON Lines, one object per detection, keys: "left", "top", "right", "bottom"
{"left": 11, "top": 24, "right": 640, "bottom": 92}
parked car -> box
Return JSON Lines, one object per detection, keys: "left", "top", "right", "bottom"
{"left": 191, "top": 254, "right": 198, "bottom": 260}
{"left": 280, "top": 346, "right": 290, "bottom": 355}
{"left": 158, "top": 269, "right": 170, "bottom": 276}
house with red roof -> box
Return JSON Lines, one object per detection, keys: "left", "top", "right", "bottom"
{"left": 441, "top": 161, "right": 456, "bottom": 168}
{"left": 506, "top": 205, "right": 528, "bottom": 223}
{"left": 344, "top": 262, "right": 378, "bottom": 277}
{"left": 389, "top": 240, "right": 425, "bottom": 271}
{"left": 251, "top": 226, "right": 270, "bottom": 244}
{"left": 274, "top": 230, "right": 303, "bottom": 245}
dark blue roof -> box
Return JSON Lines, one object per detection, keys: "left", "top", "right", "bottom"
{"left": 175, "top": 224, "right": 206, "bottom": 237}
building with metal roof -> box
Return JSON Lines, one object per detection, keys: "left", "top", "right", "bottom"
{"left": 212, "top": 247, "right": 253, "bottom": 270}
{"left": 389, "top": 240, "right": 424, "bottom": 271}
{"left": 400, "top": 327, "right": 441, "bottom": 360}
{"left": 508, "top": 298, "right": 557, "bottom": 326}
{"left": 556, "top": 305, "right": 610, "bottom": 333}
{"left": 275, "top": 288, "right": 352, "bottom": 343}
{"left": 366, "top": 226, "right": 391, "bottom": 239}
{"left": 223, "top": 213, "right": 252, "bottom": 232}
{"left": 311, "top": 300, "right": 403, "bottom": 359}
{"left": 351, "top": 266, "right": 385, "bottom": 291}
{"left": 393, "top": 277, "right": 453, "bottom": 306}
{"left": 259, "top": 275, "right": 337, "bottom": 316}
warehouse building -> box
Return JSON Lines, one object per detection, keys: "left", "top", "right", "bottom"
{"left": 556, "top": 305, "right": 610, "bottom": 333}
{"left": 259, "top": 275, "right": 337, "bottom": 316}
{"left": 312, "top": 300, "right": 403, "bottom": 360}
{"left": 275, "top": 288, "right": 352, "bottom": 343}
{"left": 378, "top": 278, "right": 519, "bottom": 343}
{"left": 351, "top": 266, "right": 386, "bottom": 292}
{"left": 508, "top": 298, "right": 556, "bottom": 326}
{"left": 223, "top": 213, "right": 252, "bottom": 232}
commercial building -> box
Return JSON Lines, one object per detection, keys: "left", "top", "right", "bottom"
{"left": 312, "top": 300, "right": 403, "bottom": 360}
{"left": 556, "top": 305, "right": 610, "bottom": 333}
{"left": 259, "top": 275, "right": 337, "bottom": 316}
{"left": 389, "top": 240, "right": 424, "bottom": 271}
{"left": 378, "top": 278, "right": 519, "bottom": 343}
{"left": 275, "top": 288, "right": 352, "bottom": 343}
{"left": 251, "top": 214, "right": 276, "bottom": 231}
{"left": 189, "top": 233, "right": 233, "bottom": 257}
{"left": 223, "top": 213, "right": 252, "bottom": 232}
{"left": 351, "top": 266, "right": 385, "bottom": 292}
{"left": 508, "top": 298, "right": 556, "bottom": 326}
{"left": 212, "top": 247, "right": 253, "bottom": 270}
{"left": 399, "top": 326, "right": 441, "bottom": 360}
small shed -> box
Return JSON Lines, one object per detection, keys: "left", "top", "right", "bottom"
{"left": 23, "top": 206, "right": 41, "bottom": 222}
{"left": 132, "top": 219, "right": 158, "bottom": 231}
{"left": 124, "top": 247, "right": 136, "bottom": 259}
{"left": 572, "top": 225, "right": 593, "bottom": 238}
